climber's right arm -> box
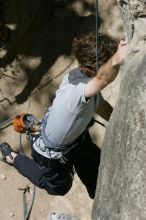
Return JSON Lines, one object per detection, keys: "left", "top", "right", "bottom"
{"left": 84, "top": 40, "right": 128, "bottom": 98}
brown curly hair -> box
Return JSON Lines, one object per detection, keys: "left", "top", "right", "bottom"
{"left": 72, "top": 32, "right": 118, "bottom": 76}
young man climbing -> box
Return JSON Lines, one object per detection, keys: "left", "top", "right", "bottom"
{"left": 0, "top": 32, "right": 128, "bottom": 199}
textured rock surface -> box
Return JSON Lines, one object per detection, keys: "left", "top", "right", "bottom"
{"left": 117, "top": 0, "right": 146, "bottom": 41}
{"left": 92, "top": 4, "right": 146, "bottom": 220}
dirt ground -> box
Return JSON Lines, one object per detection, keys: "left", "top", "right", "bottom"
{"left": 0, "top": 1, "right": 124, "bottom": 219}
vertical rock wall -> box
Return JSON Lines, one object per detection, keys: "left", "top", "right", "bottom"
{"left": 92, "top": 1, "right": 146, "bottom": 219}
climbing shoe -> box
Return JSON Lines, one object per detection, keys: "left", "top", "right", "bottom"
{"left": 0, "top": 142, "right": 13, "bottom": 163}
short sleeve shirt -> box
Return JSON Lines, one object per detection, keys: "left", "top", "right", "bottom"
{"left": 33, "top": 68, "right": 104, "bottom": 158}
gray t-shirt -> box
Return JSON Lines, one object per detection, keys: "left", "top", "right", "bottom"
{"left": 33, "top": 68, "right": 103, "bottom": 158}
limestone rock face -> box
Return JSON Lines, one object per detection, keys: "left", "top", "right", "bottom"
{"left": 92, "top": 5, "right": 146, "bottom": 220}
{"left": 117, "top": 0, "right": 146, "bottom": 41}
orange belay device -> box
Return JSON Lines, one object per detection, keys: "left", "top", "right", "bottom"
{"left": 13, "top": 113, "right": 39, "bottom": 134}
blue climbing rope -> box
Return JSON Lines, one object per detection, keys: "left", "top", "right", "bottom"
{"left": 19, "top": 133, "right": 36, "bottom": 220}
{"left": 0, "top": 118, "right": 36, "bottom": 220}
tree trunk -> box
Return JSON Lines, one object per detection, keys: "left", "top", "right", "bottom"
{"left": 92, "top": 1, "right": 146, "bottom": 219}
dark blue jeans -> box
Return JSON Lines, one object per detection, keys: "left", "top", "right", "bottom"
{"left": 14, "top": 131, "right": 101, "bottom": 199}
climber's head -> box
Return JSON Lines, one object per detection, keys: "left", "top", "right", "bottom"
{"left": 72, "top": 32, "right": 118, "bottom": 77}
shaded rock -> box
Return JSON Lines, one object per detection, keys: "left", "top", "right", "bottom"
{"left": 92, "top": 1, "right": 146, "bottom": 219}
